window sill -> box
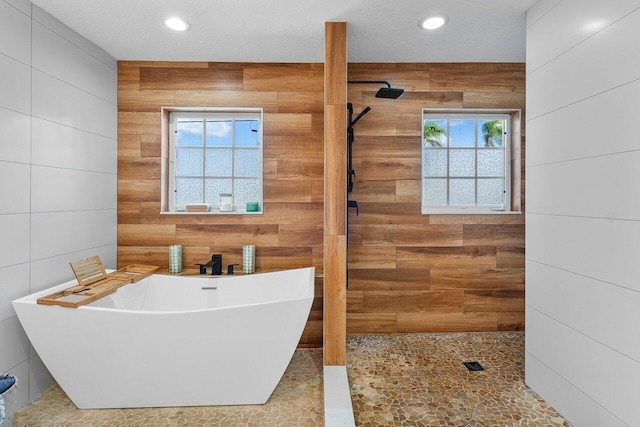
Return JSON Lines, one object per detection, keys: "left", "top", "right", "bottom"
{"left": 422, "top": 208, "right": 522, "bottom": 215}
{"left": 161, "top": 209, "right": 263, "bottom": 215}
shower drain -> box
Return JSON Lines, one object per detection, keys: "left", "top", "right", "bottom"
{"left": 463, "top": 361, "right": 485, "bottom": 371}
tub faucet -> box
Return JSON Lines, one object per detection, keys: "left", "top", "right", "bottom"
{"left": 195, "top": 254, "right": 223, "bottom": 275}
{"left": 209, "top": 254, "right": 223, "bottom": 275}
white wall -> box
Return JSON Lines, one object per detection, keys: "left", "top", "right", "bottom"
{"left": 526, "top": 1, "right": 640, "bottom": 426}
{"left": 0, "top": 0, "right": 117, "bottom": 410}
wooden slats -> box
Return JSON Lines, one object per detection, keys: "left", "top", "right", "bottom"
{"left": 38, "top": 257, "right": 158, "bottom": 308}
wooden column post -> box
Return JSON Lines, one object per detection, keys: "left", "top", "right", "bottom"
{"left": 323, "top": 21, "right": 347, "bottom": 366}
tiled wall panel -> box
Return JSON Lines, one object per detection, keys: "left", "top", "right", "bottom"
{"left": 528, "top": 8, "right": 640, "bottom": 119}
{"left": 31, "top": 117, "right": 116, "bottom": 172}
{"left": 0, "top": 0, "right": 117, "bottom": 410}
{"left": 0, "top": 161, "right": 30, "bottom": 214}
{"left": 527, "top": 151, "right": 640, "bottom": 220}
{"left": 527, "top": 262, "right": 640, "bottom": 361}
{"left": 526, "top": 78, "right": 640, "bottom": 166}
{"left": 0, "top": 108, "right": 30, "bottom": 163}
{"left": 525, "top": 354, "right": 627, "bottom": 427}
{"left": 0, "top": 54, "right": 30, "bottom": 114}
{"left": 527, "top": 0, "right": 640, "bottom": 72}
{"left": 526, "top": 1, "right": 640, "bottom": 425}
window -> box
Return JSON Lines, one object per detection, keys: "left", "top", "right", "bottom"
{"left": 166, "top": 108, "right": 263, "bottom": 214}
{"left": 422, "top": 110, "right": 520, "bottom": 214}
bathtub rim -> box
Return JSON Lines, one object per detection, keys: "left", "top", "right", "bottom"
{"left": 13, "top": 266, "right": 315, "bottom": 315}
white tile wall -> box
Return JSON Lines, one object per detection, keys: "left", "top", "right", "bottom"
{"left": 528, "top": 8, "right": 640, "bottom": 119}
{"left": 527, "top": 214, "right": 640, "bottom": 292}
{"left": 31, "top": 166, "right": 117, "bottom": 212}
{"left": 0, "top": 161, "right": 30, "bottom": 214}
{"left": 527, "top": 309, "right": 640, "bottom": 425}
{"left": 0, "top": 263, "right": 29, "bottom": 322}
{"left": 3, "top": 0, "right": 30, "bottom": 16}
{"left": 526, "top": 261, "right": 640, "bottom": 362}
{"left": 527, "top": 0, "right": 640, "bottom": 73}
{"left": 32, "top": 70, "right": 117, "bottom": 139}
{"left": 31, "top": 210, "right": 117, "bottom": 261}
{"left": 0, "top": 0, "right": 31, "bottom": 64}
{"left": 526, "top": 2, "right": 640, "bottom": 425}
{"left": 526, "top": 78, "right": 640, "bottom": 167}
{"left": 525, "top": 354, "right": 627, "bottom": 427}
{"left": 31, "top": 6, "right": 116, "bottom": 70}
{"left": 527, "top": 151, "right": 640, "bottom": 220}
{"left": 0, "top": 108, "right": 31, "bottom": 164}
{"left": 0, "top": 214, "right": 30, "bottom": 268}
{"left": 0, "top": 0, "right": 117, "bottom": 410}
{"left": 0, "top": 316, "right": 30, "bottom": 371}
{"left": 31, "top": 117, "right": 116, "bottom": 173}
{"left": 32, "top": 21, "right": 117, "bottom": 104}
{"left": 0, "top": 54, "right": 31, "bottom": 114}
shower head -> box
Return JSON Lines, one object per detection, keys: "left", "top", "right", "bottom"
{"left": 375, "top": 87, "right": 404, "bottom": 99}
{"left": 347, "top": 80, "right": 404, "bottom": 99}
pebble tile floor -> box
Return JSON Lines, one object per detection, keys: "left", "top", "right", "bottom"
{"left": 14, "top": 332, "right": 568, "bottom": 426}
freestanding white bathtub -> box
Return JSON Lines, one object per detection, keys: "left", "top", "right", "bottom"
{"left": 13, "top": 267, "right": 314, "bottom": 409}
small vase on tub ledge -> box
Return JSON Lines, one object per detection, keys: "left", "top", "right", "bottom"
{"left": 242, "top": 245, "right": 255, "bottom": 274}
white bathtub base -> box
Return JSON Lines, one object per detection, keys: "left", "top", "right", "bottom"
{"left": 13, "top": 268, "right": 314, "bottom": 409}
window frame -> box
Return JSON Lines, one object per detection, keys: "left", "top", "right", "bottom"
{"left": 162, "top": 107, "right": 264, "bottom": 215}
{"left": 421, "top": 109, "right": 522, "bottom": 215}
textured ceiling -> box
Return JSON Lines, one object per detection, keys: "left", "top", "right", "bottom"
{"left": 30, "top": 0, "right": 538, "bottom": 62}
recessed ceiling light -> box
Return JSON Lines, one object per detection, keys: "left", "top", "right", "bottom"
{"left": 420, "top": 16, "right": 446, "bottom": 30}
{"left": 165, "top": 17, "right": 190, "bottom": 32}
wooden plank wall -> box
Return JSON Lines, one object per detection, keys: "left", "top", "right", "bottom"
{"left": 323, "top": 22, "right": 348, "bottom": 365}
{"left": 117, "top": 61, "right": 324, "bottom": 347}
{"left": 117, "top": 61, "right": 526, "bottom": 345}
{"left": 345, "top": 63, "right": 526, "bottom": 333}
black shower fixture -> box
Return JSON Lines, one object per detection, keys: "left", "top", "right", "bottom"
{"left": 347, "top": 80, "right": 404, "bottom": 99}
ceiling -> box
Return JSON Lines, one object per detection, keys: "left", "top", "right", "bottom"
{"left": 30, "top": 0, "right": 538, "bottom": 63}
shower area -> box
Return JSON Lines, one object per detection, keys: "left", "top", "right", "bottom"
{"left": 341, "top": 63, "right": 525, "bottom": 337}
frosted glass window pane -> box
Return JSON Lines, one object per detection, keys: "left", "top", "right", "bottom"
{"left": 478, "top": 178, "right": 504, "bottom": 205}
{"left": 176, "top": 178, "right": 203, "bottom": 205}
{"left": 449, "top": 149, "right": 475, "bottom": 177}
{"left": 234, "top": 179, "right": 260, "bottom": 206}
{"left": 478, "top": 119, "right": 504, "bottom": 147}
{"left": 449, "top": 120, "right": 475, "bottom": 147}
{"left": 205, "top": 149, "right": 232, "bottom": 176}
{"left": 449, "top": 179, "right": 475, "bottom": 205}
{"left": 423, "top": 179, "right": 447, "bottom": 206}
{"left": 205, "top": 121, "right": 232, "bottom": 146}
{"left": 234, "top": 149, "right": 259, "bottom": 177}
{"left": 205, "top": 179, "right": 232, "bottom": 205}
{"left": 176, "top": 120, "right": 203, "bottom": 147}
{"left": 235, "top": 120, "right": 260, "bottom": 147}
{"left": 176, "top": 148, "right": 203, "bottom": 176}
{"left": 423, "top": 149, "right": 447, "bottom": 177}
{"left": 478, "top": 150, "right": 504, "bottom": 177}
{"left": 423, "top": 119, "right": 447, "bottom": 147}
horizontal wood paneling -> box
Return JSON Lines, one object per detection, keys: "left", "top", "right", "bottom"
{"left": 347, "top": 63, "right": 525, "bottom": 334}
{"left": 118, "top": 61, "right": 526, "bottom": 343}
{"left": 348, "top": 268, "right": 430, "bottom": 291}
{"left": 397, "top": 312, "right": 498, "bottom": 332}
{"left": 118, "top": 61, "right": 324, "bottom": 347}
{"left": 347, "top": 313, "right": 397, "bottom": 333}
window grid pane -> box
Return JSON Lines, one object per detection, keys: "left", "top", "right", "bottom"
{"left": 422, "top": 115, "right": 507, "bottom": 210}
{"left": 172, "top": 113, "right": 262, "bottom": 210}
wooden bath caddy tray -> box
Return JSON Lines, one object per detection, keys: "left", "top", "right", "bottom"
{"left": 37, "top": 256, "right": 159, "bottom": 308}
